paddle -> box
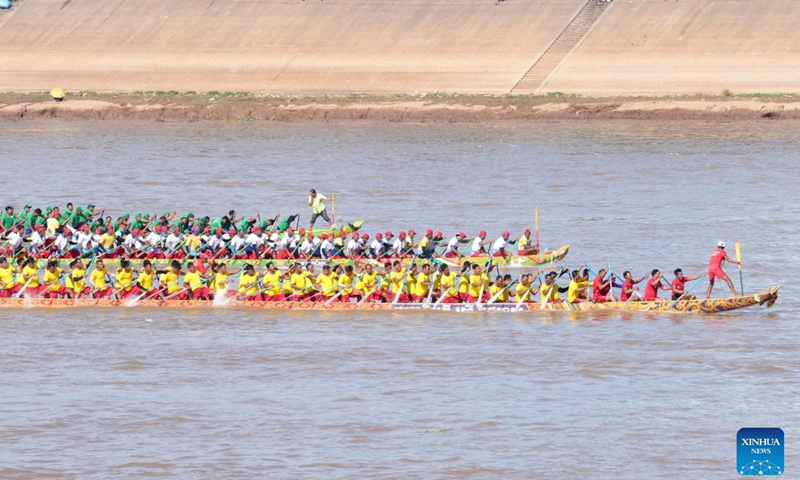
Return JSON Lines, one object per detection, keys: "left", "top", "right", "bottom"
{"left": 535, "top": 206, "right": 539, "bottom": 246}
{"left": 423, "top": 271, "right": 440, "bottom": 304}
{"left": 487, "top": 279, "right": 517, "bottom": 304}
{"left": 435, "top": 266, "right": 472, "bottom": 305}
{"left": 476, "top": 259, "right": 492, "bottom": 305}
{"left": 669, "top": 274, "right": 707, "bottom": 309}
{"left": 735, "top": 239, "right": 744, "bottom": 295}
{"left": 392, "top": 255, "right": 418, "bottom": 305}
{"left": 515, "top": 271, "right": 542, "bottom": 308}
{"left": 541, "top": 267, "right": 569, "bottom": 310}
{"left": 15, "top": 263, "right": 47, "bottom": 298}
{"left": 325, "top": 274, "right": 363, "bottom": 305}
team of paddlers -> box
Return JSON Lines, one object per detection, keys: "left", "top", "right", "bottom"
{"left": 0, "top": 202, "right": 742, "bottom": 303}
{"left": 0, "top": 204, "right": 541, "bottom": 261}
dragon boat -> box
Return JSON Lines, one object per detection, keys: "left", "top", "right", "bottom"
{"left": 0, "top": 286, "right": 778, "bottom": 314}
{"left": 31, "top": 245, "right": 570, "bottom": 270}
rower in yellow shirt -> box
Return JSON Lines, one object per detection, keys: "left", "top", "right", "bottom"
{"left": 69, "top": 258, "right": 91, "bottom": 298}
{"left": 159, "top": 261, "right": 183, "bottom": 299}
{"left": 237, "top": 264, "right": 260, "bottom": 300}
{"left": 20, "top": 258, "right": 43, "bottom": 297}
{"left": 540, "top": 271, "right": 565, "bottom": 304}
{"left": 337, "top": 265, "right": 356, "bottom": 302}
{"left": 515, "top": 274, "right": 539, "bottom": 303}
{"left": 388, "top": 261, "right": 409, "bottom": 303}
{"left": 467, "top": 265, "right": 487, "bottom": 303}
{"left": 567, "top": 269, "right": 589, "bottom": 304}
{"left": 43, "top": 260, "right": 67, "bottom": 298}
{"left": 0, "top": 257, "right": 22, "bottom": 297}
{"left": 182, "top": 262, "right": 210, "bottom": 300}
{"left": 314, "top": 265, "right": 338, "bottom": 301}
{"left": 111, "top": 259, "right": 136, "bottom": 298}
{"left": 289, "top": 264, "right": 307, "bottom": 300}
{"left": 135, "top": 260, "right": 156, "bottom": 299}
{"left": 437, "top": 265, "right": 459, "bottom": 304}
{"left": 413, "top": 264, "right": 432, "bottom": 302}
{"left": 357, "top": 264, "right": 376, "bottom": 302}
{"left": 262, "top": 262, "right": 285, "bottom": 301}
{"left": 89, "top": 259, "right": 113, "bottom": 298}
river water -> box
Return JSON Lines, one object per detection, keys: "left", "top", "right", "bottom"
{"left": 1, "top": 120, "right": 798, "bottom": 478}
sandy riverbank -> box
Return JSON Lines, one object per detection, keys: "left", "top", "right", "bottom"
{"left": 1, "top": 92, "right": 799, "bottom": 122}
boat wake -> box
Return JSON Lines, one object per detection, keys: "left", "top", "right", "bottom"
{"left": 213, "top": 288, "right": 233, "bottom": 308}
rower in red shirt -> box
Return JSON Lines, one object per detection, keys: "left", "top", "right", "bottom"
{"left": 591, "top": 268, "right": 615, "bottom": 302}
{"left": 644, "top": 269, "right": 671, "bottom": 301}
{"left": 619, "top": 271, "right": 647, "bottom": 302}
{"left": 670, "top": 268, "right": 702, "bottom": 301}
{"left": 706, "top": 241, "right": 740, "bottom": 298}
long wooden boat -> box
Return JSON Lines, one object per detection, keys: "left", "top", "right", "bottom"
{"left": 0, "top": 286, "right": 778, "bottom": 314}
{"left": 30, "top": 245, "right": 570, "bottom": 270}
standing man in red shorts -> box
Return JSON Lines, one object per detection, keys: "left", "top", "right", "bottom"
{"left": 706, "top": 241, "right": 741, "bottom": 299}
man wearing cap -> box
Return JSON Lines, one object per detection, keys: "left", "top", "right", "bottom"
{"left": 490, "top": 231, "right": 512, "bottom": 259}
{"left": 392, "top": 232, "right": 406, "bottom": 258}
{"left": 445, "top": 232, "right": 468, "bottom": 258}
{"left": 470, "top": 230, "right": 491, "bottom": 257}
{"left": 369, "top": 233, "right": 385, "bottom": 258}
{"left": 345, "top": 232, "right": 360, "bottom": 258}
{"left": 517, "top": 229, "right": 539, "bottom": 255}
{"left": 416, "top": 230, "right": 434, "bottom": 258}
{"left": 319, "top": 233, "right": 334, "bottom": 259}
{"left": 706, "top": 241, "right": 740, "bottom": 298}
{"left": 308, "top": 189, "right": 334, "bottom": 230}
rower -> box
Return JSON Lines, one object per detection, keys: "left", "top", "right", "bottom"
{"left": 382, "top": 232, "right": 395, "bottom": 256}
{"left": 230, "top": 229, "right": 248, "bottom": 258}
{"left": 332, "top": 230, "right": 347, "bottom": 257}
{"left": 319, "top": 233, "right": 334, "bottom": 259}
{"left": 68, "top": 258, "right": 91, "bottom": 299}
{"left": 237, "top": 264, "right": 260, "bottom": 301}
{"left": 0, "top": 257, "right": 22, "bottom": 298}
{"left": 591, "top": 268, "right": 615, "bottom": 303}
{"left": 644, "top": 269, "right": 672, "bottom": 301}
{"left": 416, "top": 230, "right": 433, "bottom": 258}
{"left": 517, "top": 228, "right": 540, "bottom": 255}
{"left": 444, "top": 232, "right": 468, "bottom": 258}
{"left": 488, "top": 275, "right": 511, "bottom": 303}
{"left": 159, "top": 261, "right": 183, "bottom": 299}
{"left": 467, "top": 264, "right": 489, "bottom": 303}
{"left": 357, "top": 233, "right": 370, "bottom": 257}
{"left": 540, "top": 271, "right": 567, "bottom": 304}
{"left": 412, "top": 263, "right": 433, "bottom": 302}
{"left": 490, "top": 231, "right": 512, "bottom": 259}
{"left": 314, "top": 265, "right": 338, "bottom": 302}
{"left": 706, "top": 241, "right": 740, "bottom": 298}
{"left": 568, "top": 269, "right": 589, "bottom": 303}
{"left": 671, "top": 268, "right": 702, "bottom": 301}
{"left": 345, "top": 232, "right": 359, "bottom": 258}
{"left": 369, "top": 233, "right": 385, "bottom": 258}
{"left": 338, "top": 265, "right": 356, "bottom": 302}
{"left": 89, "top": 260, "right": 113, "bottom": 298}
{"left": 470, "top": 230, "right": 491, "bottom": 257}
{"left": 136, "top": 260, "right": 157, "bottom": 300}
{"left": 388, "top": 261, "right": 410, "bottom": 303}
{"left": 392, "top": 232, "right": 406, "bottom": 258}
{"left": 184, "top": 262, "right": 211, "bottom": 300}
{"left": 619, "top": 271, "right": 647, "bottom": 302}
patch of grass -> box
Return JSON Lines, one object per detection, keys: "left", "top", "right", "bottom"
{"left": 722, "top": 89, "right": 733, "bottom": 97}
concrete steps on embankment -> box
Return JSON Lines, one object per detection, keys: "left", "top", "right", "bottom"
{"left": 513, "top": 0, "right": 610, "bottom": 94}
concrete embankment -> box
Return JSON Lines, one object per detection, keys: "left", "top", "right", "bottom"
{"left": 0, "top": 0, "right": 797, "bottom": 100}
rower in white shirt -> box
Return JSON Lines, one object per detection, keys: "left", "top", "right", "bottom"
{"left": 369, "top": 233, "right": 385, "bottom": 258}
{"left": 345, "top": 233, "right": 359, "bottom": 258}
{"left": 165, "top": 228, "right": 183, "bottom": 252}
{"left": 392, "top": 232, "right": 406, "bottom": 257}
{"left": 445, "top": 232, "right": 467, "bottom": 258}
{"left": 470, "top": 230, "right": 490, "bottom": 256}
{"left": 489, "top": 231, "right": 511, "bottom": 259}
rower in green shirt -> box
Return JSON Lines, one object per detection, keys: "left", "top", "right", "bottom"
{"left": 0, "top": 206, "right": 16, "bottom": 231}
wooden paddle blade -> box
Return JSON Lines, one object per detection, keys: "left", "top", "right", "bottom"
{"left": 734, "top": 239, "right": 742, "bottom": 265}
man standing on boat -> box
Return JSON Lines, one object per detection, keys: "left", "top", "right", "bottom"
{"left": 706, "top": 241, "right": 740, "bottom": 299}
{"left": 308, "top": 189, "right": 334, "bottom": 230}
